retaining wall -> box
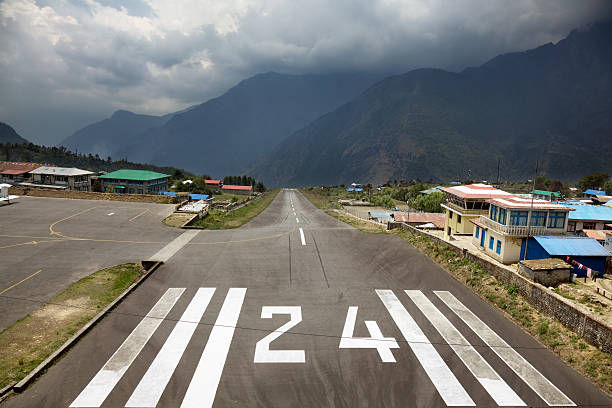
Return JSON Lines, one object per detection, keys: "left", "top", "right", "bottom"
{"left": 397, "top": 222, "right": 612, "bottom": 353}
{"left": 8, "top": 186, "right": 175, "bottom": 204}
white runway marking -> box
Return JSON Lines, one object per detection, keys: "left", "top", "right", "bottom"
{"left": 339, "top": 306, "right": 399, "bottom": 362}
{"left": 181, "top": 288, "right": 247, "bottom": 408}
{"left": 148, "top": 230, "right": 200, "bottom": 263}
{"left": 107, "top": 212, "right": 114, "bottom": 216}
{"left": 296, "top": 217, "right": 300, "bottom": 223}
{"left": 299, "top": 228, "right": 306, "bottom": 245}
{"left": 406, "top": 290, "right": 525, "bottom": 406}
{"left": 254, "top": 306, "right": 305, "bottom": 363}
{"left": 376, "top": 290, "right": 475, "bottom": 406}
{"left": 435, "top": 291, "right": 575, "bottom": 407}
{"left": 70, "top": 288, "right": 184, "bottom": 408}
{"left": 126, "top": 288, "right": 216, "bottom": 407}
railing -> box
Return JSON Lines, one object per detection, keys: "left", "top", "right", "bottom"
{"left": 477, "top": 216, "right": 547, "bottom": 236}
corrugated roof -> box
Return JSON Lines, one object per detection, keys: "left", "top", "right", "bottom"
{"left": 584, "top": 189, "right": 605, "bottom": 196}
{"left": 99, "top": 169, "right": 170, "bottom": 181}
{"left": 533, "top": 236, "right": 611, "bottom": 257}
{"left": 205, "top": 180, "right": 221, "bottom": 184}
{"left": 0, "top": 162, "right": 45, "bottom": 172}
{"left": 531, "top": 190, "right": 561, "bottom": 197}
{"left": 222, "top": 185, "right": 252, "bottom": 190}
{"left": 558, "top": 203, "right": 612, "bottom": 222}
{"left": 441, "top": 183, "right": 513, "bottom": 199}
{"left": 29, "top": 166, "right": 93, "bottom": 176}
{"left": 392, "top": 212, "right": 445, "bottom": 227}
{"left": 368, "top": 211, "right": 393, "bottom": 220}
{"left": 1, "top": 169, "right": 31, "bottom": 175}
{"left": 582, "top": 230, "right": 607, "bottom": 241}
{"left": 490, "top": 196, "right": 572, "bottom": 211}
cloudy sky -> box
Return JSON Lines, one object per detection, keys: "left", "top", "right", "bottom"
{"left": 1, "top": 0, "right": 611, "bottom": 145}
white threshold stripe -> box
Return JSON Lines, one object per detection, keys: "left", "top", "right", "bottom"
{"left": 126, "top": 288, "right": 216, "bottom": 408}
{"left": 148, "top": 230, "right": 200, "bottom": 263}
{"left": 406, "top": 290, "right": 525, "bottom": 406}
{"left": 296, "top": 217, "right": 300, "bottom": 223}
{"left": 181, "top": 288, "right": 247, "bottom": 408}
{"left": 299, "top": 228, "right": 306, "bottom": 245}
{"left": 435, "top": 291, "right": 575, "bottom": 407}
{"left": 376, "top": 290, "right": 475, "bottom": 406}
{"left": 70, "top": 288, "right": 185, "bottom": 408}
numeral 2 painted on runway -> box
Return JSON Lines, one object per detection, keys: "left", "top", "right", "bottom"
{"left": 254, "top": 306, "right": 305, "bottom": 363}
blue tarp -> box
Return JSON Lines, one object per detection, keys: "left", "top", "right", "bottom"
{"left": 347, "top": 188, "right": 354, "bottom": 192}
{"left": 557, "top": 203, "right": 612, "bottom": 222}
{"left": 162, "top": 192, "right": 177, "bottom": 197}
{"left": 584, "top": 189, "right": 605, "bottom": 196}
{"left": 190, "top": 194, "right": 211, "bottom": 201}
{"left": 355, "top": 188, "right": 363, "bottom": 192}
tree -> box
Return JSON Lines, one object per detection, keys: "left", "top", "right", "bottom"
{"left": 534, "top": 176, "right": 551, "bottom": 190}
{"left": 605, "top": 180, "right": 612, "bottom": 195}
{"left": 577, "top": 172, "right": 609, "bottom": 192}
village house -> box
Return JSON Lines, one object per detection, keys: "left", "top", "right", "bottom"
{"left": 559, "top": 203, "right": 612, "bottom": 232}
{"left": 221, "top": 185, "right": 253, "bottom": 195}
{"left": 99, "top": 169, "right": 170, "bottom": 194}
{"left": 0, "top": 162, "right": 44, "bottom": 184}
{"left": 471, "top": 195, "right": 573, "bottom": 264}
{"left": 440, "top": 184, "right": 514, "bottom": 240}
{"left": 530, "top": 189, "right": 561, "bottom": 201}
{"left": 26, "top": 166, "right": 93, "bottom": 191}
{"left": 391, "top": 212, "right": 445, "bottom": 229}
{"left": 205, "top": 180, "right": 222, "bottom": 188}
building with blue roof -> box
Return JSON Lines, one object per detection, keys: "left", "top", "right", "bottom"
{"left": 368, "top": 211, "right": 393, "bottom": 222}
{"left": 558, "top": 203, "right": 612, "bottom": 231}
{"left": 520, "top": 236, "right": 611, "bottom": 277}
{"left": 584, "top": 189, "right": 605, "bottom": 197}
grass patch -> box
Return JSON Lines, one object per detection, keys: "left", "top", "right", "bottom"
{"left": 192, "top": 189, "right": 279, "bottom": 229}
{"left": 325, "top": 211, "right": 612, "bottom": 397}
{"left": 325, "top": 210, "right": 387, "bottom": 234}
{"left": 299, "top": 188, "right": 341, "bottom": 209}
{"left": 0, "top": 263, "right": 143, "bottom": 390}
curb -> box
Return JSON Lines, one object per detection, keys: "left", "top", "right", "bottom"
{"left": 10, "top": 261, "right": 163, "bottom": 394}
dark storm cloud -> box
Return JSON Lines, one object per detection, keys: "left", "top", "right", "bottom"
{"left": 1, "top": 0, "right": 611, "bottom": 144}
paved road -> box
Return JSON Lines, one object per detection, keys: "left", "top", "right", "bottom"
{"left": 0, "top": 196, "right": 181, "bottom": 330}
{"left": 4, "top": 190, "right": 610, "bottom": 407}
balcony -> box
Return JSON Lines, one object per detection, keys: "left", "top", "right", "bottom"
{"left": 477, "top": 216, "right": 547, "bottom": 237}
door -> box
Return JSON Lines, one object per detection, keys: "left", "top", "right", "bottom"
{"left": 480, "top": 230, "right": 486, "bottom": 247}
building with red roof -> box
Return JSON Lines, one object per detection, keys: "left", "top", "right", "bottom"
{"left": 221, "top": 184, "right": 253, "bottom": 195}
{"left": 0, "top": 162, "right": 46, "bottom": 183}
{"left": 205, "top": 179, "right": 221, "bottom": 186}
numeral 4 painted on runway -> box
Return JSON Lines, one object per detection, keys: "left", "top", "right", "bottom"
{"left": 339, "top": 306, "right": 399, "bottom": 362}
{"left": 254, "top": 306, "right": 306, "bottom": 363}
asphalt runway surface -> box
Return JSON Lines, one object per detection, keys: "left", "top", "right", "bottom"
{"left": 3, "top": 190, "right": 611, "bottom": 407}
{"left": 0, "top": 196, "right": 181, "bottom": 330}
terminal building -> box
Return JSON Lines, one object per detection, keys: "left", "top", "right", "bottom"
{"left": 99, "top": 169, "right": 170, "bottom": 194}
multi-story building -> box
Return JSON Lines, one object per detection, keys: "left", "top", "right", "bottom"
{"left": 440, "top": 184, "right": 514, "bottom": 240}
{"left": 99, "top": 169, "right": 170, "bottom": 194}
{"left": 530, "top": 189, "right": 561, "bottom": 201}
{"left": 471, "top": 195, "right": 573, "bottom": 264}
{"left": 558, "top": 203, "right": 612, "bottom": 232}
{"left": 27, "top": 166, "right": 93, "bottom": 191}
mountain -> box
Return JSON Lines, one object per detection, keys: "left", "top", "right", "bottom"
{"left": 59, "top": 109, "right": 186, "bottom": 160}
{"left": 250, "top": 21, "right": 612, "bottom": 187}
{"left": 0, "top": 122, "right": 28, "bottom": 144}
{"left": 119, "top": 72, "right": 383, "bottom": 176}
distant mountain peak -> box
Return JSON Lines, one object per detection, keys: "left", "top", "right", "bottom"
{"left": 0, "top": 122, "right": 28, "bottom": 144}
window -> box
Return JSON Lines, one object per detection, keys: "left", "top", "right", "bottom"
{"left": 530, "top": 211, "right": 547, "bottom": 226}
{"left": 449, "top": 211, "right": 453, "bottom": 219}
{"left": 499, "top": 208, "right": 507, "bottom": 225}
{"left": 509, "top": 211, "right": 528, "bottom": 226}
{"left": 475, "top": 226, "right": 480, "bottom": 238}
{"left": 567, "top": 221, "right": 576, "bottom": 232}
{"left": 548, "top": 211, "right": 566, "bottom": 229}
{"left": 489, "top": 236, "right": 494, "bottom": 250}
{"left": 457, "top": 214, "right": 462, "bottom": 224}
{"left": 582, "top": 222, "right": 596, "bottom": 230}
{"left": 496, "top": 240, "right": 502, "bottom": 254}
{"left": 490, "top": 205, "right": 498, "bottom": 221}
{"left": 129, "top": 188, "right": 134, "bottom": 194}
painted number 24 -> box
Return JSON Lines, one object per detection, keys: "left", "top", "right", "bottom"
{"left": 253, "top": 306, "right": 398, "bottom": 363}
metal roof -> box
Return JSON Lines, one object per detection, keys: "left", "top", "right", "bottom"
{"left": 532, "top": 236, "right": 611, "bottom": 257}
{"left": 1, "top": 169, "right": 30, "bottom": 175}
{"left": 99, "top": 169, "right": 170, "bottom": 181}
{"left": 558, "top": 203, "right": 612, "bottom": 222}
{"left": 29, "top": 166, "right": 93, "bottom": 176}
{"left": 441, "top": 183, "right": 513, "bottom": 199}
{"left": 392, "top": 212, "right": 445, "bottom": 227}
{"left": 531, "top": 190, "right": 561, "bottom": 197}
{"left": 581, "top": 230, "right": 607, "bottom": 241}
{"left": 368, "top": 211, "right": 393, "bottom": 220}
{"left": 205, "top": 180, "right": 221, "bottom": 184}
{"left": 222, "top": 185, "right": 252, "bottom": 190}
{"left": 489, "top": 196, "right": 572, "bottom": 211}
{"left": 584, "top": 189, "right": 605, "bottom": 196}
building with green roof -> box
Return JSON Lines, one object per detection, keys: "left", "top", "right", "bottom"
{"left": 531, "top": 190, "right": 562, "bottom": 201}
{"left": 99, "top": 169, "right": 171, "bottom": 194}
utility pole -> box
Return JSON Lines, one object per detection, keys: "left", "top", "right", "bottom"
{"left": 496, "top": 159, "right": 500, "bottom": 186}
{"left": 523, "top": 161, "right": 538, "bottom": 261}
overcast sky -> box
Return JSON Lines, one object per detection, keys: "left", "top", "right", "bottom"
{"left": 1, "top": 0, "right": 611, "bottom": 145}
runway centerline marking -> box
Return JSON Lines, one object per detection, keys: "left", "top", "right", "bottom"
{"left": 70, "top": 288, "right": 184, "bottom": 408}
{"left": 0, "top": 269, "right": 43, "bottom": 296}
{"left": 299, "top": 228, "right": 306, "bottom": 245}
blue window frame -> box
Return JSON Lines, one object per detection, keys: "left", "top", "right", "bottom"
{"left": 496, "top": 240, "right": 501, "bottom": 254}
{"left": 548, "top": 211, "right": 566, "bottom": 229}
{"left": 509, "top": 211, "right": 528, "bottom": 226}
{"left": 490, "top": 205, "right": 498, "bottom": 222}
{"left": 498, "top": 208, "right": 507, "bottom": 225}
{"left": 475, "top": 226, "right": 479, "bottom": 238}
{"left": 489, "top": 236, "right": 494, "bottom": 249}
{"left": 530, "top": 211, "right": 547, "bottom": 226}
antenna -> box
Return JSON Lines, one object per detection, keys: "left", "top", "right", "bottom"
{"left": 496, "top": 158, "right": 500, "bottom": 186}
{"left": 522, "top": 160, "right": 538, "bottom": 261}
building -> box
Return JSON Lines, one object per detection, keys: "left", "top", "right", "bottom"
{"left": 578, "top": 230, "right": 607, "bottom": 245}
{"left": 440, "top": 184, "right": 513, "bottom": 240}
{"left": 26, "top": 166, "right": 93, "bottom": 191}
{"left": 99, "top": 169, "right": 170, "bottom": 194}
{"left": 221, "top": 184, "right": 253, "bottom": 195}
{"left": 0, "top": 162, "right": 44, "bottom": 183}
{"left": 530, "top": 190, "right": 561, "bottom": 201}
{"left": 419, "top": 186, "right": 445, "bottom": 196}
{"left": 392, "top": 212, "right": 445, "bottom": 229}
{"left": 368, "top": 211, "right": 393, "bottom": 223}
{"left": 520, "top": 236, "right": 611, "bottom": 277}
{"left": 558, "top": 203, "right": 612, "bottom": 232}
{"left": 583, "top": 189, "right": 605, "bottom": 198}
{"left": 205, "top": 180, "right": 221, "bottom": 187}
{"left": 471, "top": 195, "right": 572, "bottom": 264}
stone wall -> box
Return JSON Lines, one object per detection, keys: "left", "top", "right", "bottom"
{"left": 8, "top": 186, "right": 175, "bottom": 204}
{"left": 396, "top": 222, "right": 612, "bottom": 353}
{"left": 517, "top": 262, "right": 571, "bottom": 287}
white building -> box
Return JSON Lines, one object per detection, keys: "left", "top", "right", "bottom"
{"left": 471, "top": 195, "right": 573, "bottom": 264}
{"left": 25, "top": 166, "right": 93, "bottom": 191}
